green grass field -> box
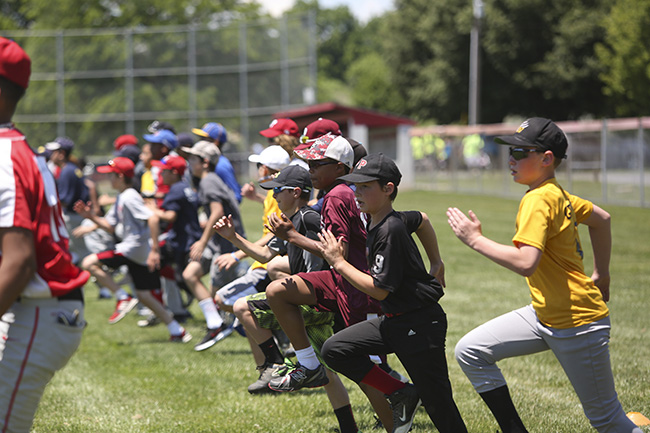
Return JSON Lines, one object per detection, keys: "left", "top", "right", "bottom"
{"left": 32, "top": 190, "right": 650, "bottom": 433}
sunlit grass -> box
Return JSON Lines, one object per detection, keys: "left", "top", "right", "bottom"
{"left": 32, "top": 191, "right": 650, "bottom": 432}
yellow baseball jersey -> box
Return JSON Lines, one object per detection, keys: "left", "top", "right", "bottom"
{"left": 251, "top": 189, "right": 282, "bottom": 271}
{"left": 140, "top": 169, "right": 155, "bottom": 197}
{"left": 512, "top": 178, "right": 609, "bottom": 329}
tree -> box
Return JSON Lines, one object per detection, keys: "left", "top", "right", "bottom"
{"left": 595, "top": 0, "right": 650, "bottom": 117}
{"left": 380, "top": 0, "right": 613, "bottom": 124}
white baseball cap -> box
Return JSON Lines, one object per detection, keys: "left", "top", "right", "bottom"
{"left": 294, "top": 134, "right": 354, "bottom": 168}
{"left": 248, "top": 145, "right": 290, "bottom": 171}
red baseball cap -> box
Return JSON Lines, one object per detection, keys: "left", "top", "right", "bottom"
{"left": 113, "top": 134, "right": 139, "bottom": 151}
{"left": 0, "top": 37, "right": 31, "bottom": 89}
{"left": 97, "top": 157, "right": 135, "bottom": 178}
{"left": 151, "top": 155, "right": 187, "bottom": 176}
{"left": 259, "top": 118, "right": 299, "bottom": 138}
{"left": 296, "top": 118, "right": 342, "bottom": 151}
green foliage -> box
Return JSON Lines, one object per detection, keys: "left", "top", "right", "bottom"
{"left": 378, "top": 0, "right": 614, "bottom": 124}
{"left": 481, "top": 0, "right": 610, "bottom": 122}
{"left": 346, "top": 52, "right": 403, "bottom": 113}
{"left": 595, "top": 0, "right": 650, "bottom": 117}
{"left": 31, "top": 192, "right": 650, "bottom": 432}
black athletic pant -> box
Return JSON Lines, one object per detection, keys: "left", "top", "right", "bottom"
{"left": 321, "top": 306, "right": 467, "bottom": 433}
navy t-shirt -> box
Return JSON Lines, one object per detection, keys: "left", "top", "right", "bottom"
{"left": 160, "top": 180, "right": 202, "bottom": 258}
{"left": 57, "top": 162, "right": 89, "bottom": 212}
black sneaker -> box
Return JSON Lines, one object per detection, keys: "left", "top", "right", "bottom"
{"left": 247, "top": 362, "right": 283, "bottom": 394}
{"left": 386, "top": 384, "right": 421, "bottom": 433}
{"left": 268, "top": 363, "right": 329, "bottom": 392}
{"left": 194, "top": 326, "right": 225, "bottom": 352}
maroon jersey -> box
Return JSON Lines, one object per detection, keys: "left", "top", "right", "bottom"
{"left": 0, "top": 126, "right": 89, "bottom": 297}
{"left": 321, "top": 183, "right": 379, "bottom": 321}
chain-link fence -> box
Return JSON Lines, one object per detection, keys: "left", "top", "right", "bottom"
{"left": 6, "top": 12, "right": 317, "bottom": 182}
{"left": 410, "top": 118, "right": 650, "bottom": 207}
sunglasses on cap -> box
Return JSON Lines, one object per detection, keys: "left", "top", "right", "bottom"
{"left": 509, "top": 147, "right": 543, "bottom": 161}
{"left": 272, "top": 186, "right": 296, "bottom": 195}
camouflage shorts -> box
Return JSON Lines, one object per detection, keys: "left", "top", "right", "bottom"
{"left": 246, "top": 292, "right": 334, "bottom": 359}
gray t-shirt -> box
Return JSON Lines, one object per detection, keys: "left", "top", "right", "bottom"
{"left": 105, "top": 187, "right": 153, "bottom": 265}
{"left": 199, "top": 172, "right": 246, "bottom": 254}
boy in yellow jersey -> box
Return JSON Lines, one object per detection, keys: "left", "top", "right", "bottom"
{"left": 447, "top": 118, "right": 641, "bottom": 433}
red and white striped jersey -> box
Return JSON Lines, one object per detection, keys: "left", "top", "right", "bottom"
{"left": 0, "top": 126, "right": 89, "bottom": 297}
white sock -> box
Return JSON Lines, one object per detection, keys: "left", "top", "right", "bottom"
{"left": 167, "top": 320, "right": 183, "bottom": 336}
{"left": 199, "top": 298, "right": 223, "bottom": 329}
{"left": 295, "top": 347, "right": 320, "bottom": 370}
{"left": 116, "top": 289, "right": 130, "bottom": 301}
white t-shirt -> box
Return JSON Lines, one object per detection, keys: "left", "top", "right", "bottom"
{"left": 105, "top": 188, "right": 153, "bottom": 265}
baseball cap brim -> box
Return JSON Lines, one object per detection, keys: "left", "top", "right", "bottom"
{"left": 494, "top": 135, "right": 537, "bottom": 147}
{"left": 45, "top": 142, "right": 63, "bottom": 151}
{"left": 259, "top": 128, "right": 281, "bottom": 138}
{"left": 96, "top": 165, "right": 117, "bottom": 174}
{"left": 338, "top": 173, "right": 381, "bottom": 183}
{"left": 191, "top": 128, "right": 210, "bottom": 138}
{"left": 259, "top": 179, "right": 289, "bottom": 189}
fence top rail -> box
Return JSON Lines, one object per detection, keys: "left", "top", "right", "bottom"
{"left": 1, "top": 11, "right": 312, "bottom": 38}
{"left": 410, "top": 117, "right": 650, "bottom": 138}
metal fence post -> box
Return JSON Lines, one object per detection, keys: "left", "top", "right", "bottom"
{"left": 56, "top": 31, "right": 65, "bottom": 137}
{"left": 639, "top": 118, "right": 645, "bottom": 207}
{"left": 188, "top": 26, "right": 198, "bottom": 129}
{"left": 125, "top": 29, "right": 135, "bottom": 134}
{"left": 601, "top": 119, "right": 607, "bottom": 203}
{"left": 280, "top": 15, "right": 289, "bottom": 108}
{"left": 239, "top": 21, "right": 249, "bottom": 148}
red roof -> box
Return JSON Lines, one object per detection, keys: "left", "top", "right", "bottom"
{"left": 273, "top": 102, "right": 416, "bottom": 129}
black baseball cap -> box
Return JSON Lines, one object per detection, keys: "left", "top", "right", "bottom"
{"left": 339, "top": 153, "right": 402, "bottom": 185}
{"left": 260, "top": 165, "right": 312, "bottom": 193}
{"left": 494, "top": 117, "right": 568, "bottom": 159}
{"left": 346, "top": 137, "right": 368, "bottom": 165}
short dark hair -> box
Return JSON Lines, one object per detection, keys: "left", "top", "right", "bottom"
{"left": 378, "top": 178, "right": 398, "bottom": 201}
{"left": 0, "top": 75, "right": 26, "bottom": 104}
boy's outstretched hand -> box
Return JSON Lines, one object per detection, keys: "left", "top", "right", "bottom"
{"left": 73, "top": 200, "right": 93, "bottom": 219}
{"left": 446, "top": 207, "right": 483, "bottom": 248}
{"left": 213, "top": 215, "right": 236, "bottom": 241}
{"left": 265, "top": 213, "right": 296, "bottom": 240}
{"left": 317, "top": 229, "right": 345, "bottom": 267}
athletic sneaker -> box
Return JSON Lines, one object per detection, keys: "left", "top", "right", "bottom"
{"left": 385, "top": 384, "right": 421, "bottom": 433}
{"left": 108, "top": 296, "right": 138, "bottom": 324}
{"left": 268, "top": 363, "right": 329, "bottom": 392}
{"left": 137, "top": 314, "right": 161, "bottom": 328}
{"left": 169, "top": 330, "right": 192, "bottom": 343}
{"left": 194, "top": 325, "right": 229, "bottom": 352}
{"left": 248, "top": 362, "right": 284, "bottom": 394}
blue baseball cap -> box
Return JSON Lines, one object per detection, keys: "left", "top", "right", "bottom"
{"left": 143, "top": 129, "right": 178, "bottom": 150}
{"left": 192, "top": 122, "right": 227, "bottom": 144}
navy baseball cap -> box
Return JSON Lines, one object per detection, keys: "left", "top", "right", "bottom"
{"left": 494, "top": 117, "right": 568, "bottom": 159}
{"left": 339, "top": 153, "right": 402, "bottom": 185}
{"left": 115, "top": 144, "right": 141, "bottom": 164}
{"left": 260, "top": 165, "right": 312, "bottom": 193}
{"left": 192, "top": 122, "right": 227, "bottom": 144}
{"left": 45, "top": 136, "right": 74, "bottom": 152}
{"left": 143, "top": 129, "right": 179, "bottom": 150}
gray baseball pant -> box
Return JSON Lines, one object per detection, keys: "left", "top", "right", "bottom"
{"left": 455, "top": 304, "right": 641, "bottom": 433}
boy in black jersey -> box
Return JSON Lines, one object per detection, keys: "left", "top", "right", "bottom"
{"left": 319, "top": 153, "right": 467, "bottom": 433}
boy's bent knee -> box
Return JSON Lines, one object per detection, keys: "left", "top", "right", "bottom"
{"left": 232, "top": 297, "right": 248, "bottom": 317}
{"left": 80, "top": 254, "right": 98, "bottom": 270}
